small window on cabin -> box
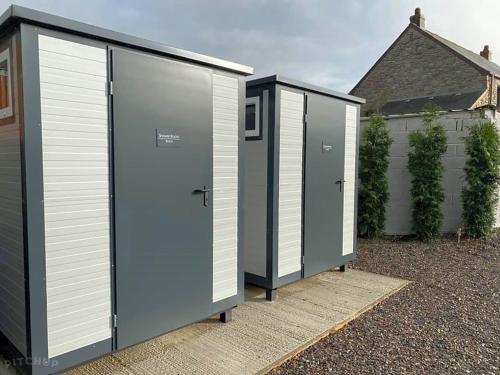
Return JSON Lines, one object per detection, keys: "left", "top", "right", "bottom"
{"left": 245, "top": 96, "right": 260, "bottom": 140}
{"left": 0, "top": 48, "right": 12, "bottom": 119}
{"left": 246, "top": 104, "right": 256, "bottom": 131}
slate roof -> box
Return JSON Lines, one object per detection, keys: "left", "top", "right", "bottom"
{"left": 380, "top": 91, "right": 483, "bottom": 116}
{"left": 420, "top": 27, "right": 500, "bottom": 77}
{"left": 352, "top": 23, "right": 500, "bottom": 115}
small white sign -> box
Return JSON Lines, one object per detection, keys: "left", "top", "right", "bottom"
{"left": 156, "top": 129, "right": 181, "bottom": 148}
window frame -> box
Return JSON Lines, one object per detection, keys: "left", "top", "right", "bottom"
{"left": 245, "top": 96, "right": 261, "bottom": 140}
{"left": 0, "top": 47, "right": 13, "bottom": 119}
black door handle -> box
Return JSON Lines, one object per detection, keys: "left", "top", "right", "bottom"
{"left": 335, "top": 179, "right": 344, "bottom": 193}
{"left": 193, "top": 186, "right": 211, "bottom": 207}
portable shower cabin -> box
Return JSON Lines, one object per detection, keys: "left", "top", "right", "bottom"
{"left": 0, "top": 5, "right": 252, "bottom": 374}
{"left": 244, "top": 76, "right": 365, "bottom": 300}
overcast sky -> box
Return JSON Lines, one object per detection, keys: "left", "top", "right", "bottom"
{"left": 2, "top": 0, "right": 499, "bottom": 92}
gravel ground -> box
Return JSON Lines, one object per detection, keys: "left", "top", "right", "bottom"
{"left": 270, "top": 234, "right": 500, "bottom": 375}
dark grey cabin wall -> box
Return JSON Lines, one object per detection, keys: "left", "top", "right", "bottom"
{"left": 244, "top": 85, "right": 270, "bottom": 278}
{"left": 0, "top": 30, "right": 27, "bottom": 357}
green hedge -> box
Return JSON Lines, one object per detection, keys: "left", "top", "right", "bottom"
{"left": 408, "top": 104, "right": 447, "bottom": 241}
{"left": 462, "top": 121, "right": 500, "bottom": 238}
{"left": 358, "top": 114, "right": 393, "bottom": 238}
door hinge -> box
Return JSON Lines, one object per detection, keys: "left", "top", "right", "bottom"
{"left": 107, "top": 81, "right": 114, "bottom": 96}
{"left": 112, "top": 314, "right": 117, "bottom": 328}
{"left": 302, "top": 255, "right": 305, "bottom": 265}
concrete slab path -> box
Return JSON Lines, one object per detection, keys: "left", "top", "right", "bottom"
{"left": 61, "top": 270, "right": 408, "bottom": 375}
{"left": 0, "top": 270, "right": 408, "bottom": 375}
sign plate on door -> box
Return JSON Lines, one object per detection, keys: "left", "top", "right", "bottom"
{"left": 156, "top": 128, "right": 182, "bottom": 148}
{"left": 322, "top": 142, "right": 333, "bottom": 153}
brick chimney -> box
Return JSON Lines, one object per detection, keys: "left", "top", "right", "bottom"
{"left": 480, "top": 45, "right": 492, "bottom": 61}
{"left": 410, "top": 7, "right": 426, "bottom": 28}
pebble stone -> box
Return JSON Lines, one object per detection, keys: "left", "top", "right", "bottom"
{"left": 270, "top": 234, "right": 500, "bottom": 375}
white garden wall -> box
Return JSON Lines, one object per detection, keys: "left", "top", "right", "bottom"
{"left": 360, "top": 109, "right": 500, "bottom": 235}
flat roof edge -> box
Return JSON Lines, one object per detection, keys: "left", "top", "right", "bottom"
{"left": 247, "top": 75, "right": 366, "bottom": 104}
{"left": 4, "top": 5, "right": 254, "bottom": 75}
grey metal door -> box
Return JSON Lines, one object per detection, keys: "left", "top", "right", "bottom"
{"left": 303, "top": 93, "right": 346, "bottom": 277}
{"left": 112, "top": 49, "right": 213, "bottom": 349}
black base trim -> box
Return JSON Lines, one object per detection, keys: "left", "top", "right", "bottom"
{"left": 219, "top": 309, "right": 233, "bottom": 323}
{"left": 212, "top": 294, "right": 241, "bottom": 316}
{"left": 266, "top": 289, "right": 277, "bottom": 301}
{"left": 245, "top": 272, "right": 270, "bottom": 289}
{"left": 0, "top": 330, "right": 29, "bottom": 375}
{"left": 0, "top": 331, "right": 113, "bottom": 375}
{"left": 304, "top": 254, "right": 357, "bottom": 278}
{"left": 34, "top": 338, "right": 112, "bottom": 375}
{"left": 275, "top": 270, "right": 302, "bottom": 289}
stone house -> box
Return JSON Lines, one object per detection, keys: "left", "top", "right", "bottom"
{"left": 350, "top": 8, "right": 500, "bottom": 235}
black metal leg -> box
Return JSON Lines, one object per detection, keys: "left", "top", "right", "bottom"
{"left": 219, "top": 309, "right": 232, "bottom": 323}
{"left": 339, "top": 264, "right": 346, "bottom": 272}
{"left": 0, "top": 333, "right": 7, "bottom": 347}
{"left": 266, "top": 288, "right": 277, "bottom": 301}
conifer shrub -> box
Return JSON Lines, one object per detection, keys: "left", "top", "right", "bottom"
{"left": 408, "top": 104, "right": 447, "bottom": 241}
{"left": 462, "top": 121, "right": 500, "bottom": 238}
{"left": 358, "top": 113, "right": 393, "bottom": 238}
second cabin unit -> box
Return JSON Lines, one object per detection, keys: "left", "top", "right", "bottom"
{"left": 244, "top": 75, "right": 365, "bottom": 300}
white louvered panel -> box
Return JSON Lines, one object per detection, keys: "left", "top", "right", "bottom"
{"left": 38, "top": 35, "right": 107, "bottom": 62}
{"left": 46, "top": 280, "right": 111, "bottom": 306}
{"left": 278, "top": 90, "right": 304, "bottom": 278}
{"left": 47, "top": 302, "right": 111, "bottom": 332}
{"left": 39, "top": 35, "right": 111, "bottom": 359}
{"left": 40, "top": 83, "right": 108, "bottom": 106}
{"left": 0, "top": 121, "right": 27, "bottom": 356}
{"left": 343, "top": 105, "right": 358, "bottom": 255}
{"left": 212, "top": 74, "right": 239, "bottom": 302}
